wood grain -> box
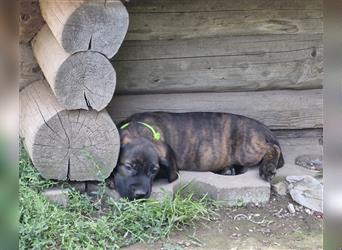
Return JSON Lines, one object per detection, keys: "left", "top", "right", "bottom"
{"left": 108, "top": 89, "right": 322, "bottom": 130}
{"left": 20, "top": 80, "right": 120, "bottom": 181}
{"left": 19, "top": 0, "right": 45, "bottom": 43}
{"left": 39, "top": 0, "right": 129, "bottom": 58}
{"left": 32, "top": 25, "right": 116, "bottom": 111}
{"left": 19, "top": 43, "right": 43, "bottom": 91}
{"left": 112, "top": 34, "right": 323, "bottom": 94}
{"left": 124, "top": 0, "right": 322, "bottom": 40}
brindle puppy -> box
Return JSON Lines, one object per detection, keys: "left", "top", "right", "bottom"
{"left": 109, "top": 112, "right": 284, "bottom": 200}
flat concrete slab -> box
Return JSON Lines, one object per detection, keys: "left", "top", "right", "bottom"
{"left": 151, "top": 137, "right": 323, "bottom": 205}
{"left": 151, "top": 168, "right": 270, "bottom": 206}
{"left": 276, "top": 137, "right": 322, "bottom": 180}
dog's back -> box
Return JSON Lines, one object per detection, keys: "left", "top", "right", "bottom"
{"left": 119, "top": 112, "right": 284, "bottom": 172}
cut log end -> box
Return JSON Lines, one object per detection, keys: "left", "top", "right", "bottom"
{"left": 20, "top": 80, "right": 120, "bottom": 181}
{"left": 59, "top": 1, "right": 129, "bottom": 58}
{"left": 55, "top": 51, "right": 116, "bottom": 111}
{"left": 32, "top": 110, "right": 119, "bottom": 181}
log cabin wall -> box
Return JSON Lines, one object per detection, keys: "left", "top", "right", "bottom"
{"left": 109, "top": 0, "right": 323, "bottom": 133}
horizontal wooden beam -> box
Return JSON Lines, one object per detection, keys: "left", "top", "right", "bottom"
{"left": 124, "top": 0, "right": 322, "bottom": 41}
{"left": 125, "top": 0, "right": 322, "bottom": 13}
{"left": 108, "top": 89, "right": 322, "bottom": 130}
{"left": 112, "top": 34, "right": 323, "bottom": 94}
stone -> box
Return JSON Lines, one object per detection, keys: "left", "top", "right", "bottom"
{"left": 295, "top": 154, "right": 323, "bottom": 171}
{"left": 288, "top": 203, "right": 296, "bottom": 214}
{"left": 101, "top": 169, "right": 270, "bottom": 205}
{"left": 69, "top": 181, "right": 86, "bottom": 192}
{"left": 86, "top": 181, "right": 102, "bottom": 195}
{"left": 177, "top": 168, "right": 270, "bottom": 206}
{"left": 271, "top": 181, "right": 288, "bottom": 196}
{"left": 86, "top": 181, "right": 120, "bottom": 201}
{"left": 286, "top": 175, "right": 323, "bottom": 212}
{"left": 305, "top": 208, "right": 313, "bottom": 215}
{"left": 42, "top": 188, "right": 69, "bottom": 207}
{"left": 150, "top": 178, "right": 178, "bottom": 201}
{"left": 105, "top": 188, "right": 121, "bottom": 201}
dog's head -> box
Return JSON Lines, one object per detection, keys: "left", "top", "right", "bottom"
{"left": 113, "top": 135, "right": 178, "bottom": 200}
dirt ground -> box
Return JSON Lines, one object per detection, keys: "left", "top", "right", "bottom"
{"left": 125, "top": 192, "right": 323, "bottom": 250}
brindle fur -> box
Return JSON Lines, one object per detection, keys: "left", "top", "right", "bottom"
{"left": 110, "top": 112, "right": 284, "bottom": 200}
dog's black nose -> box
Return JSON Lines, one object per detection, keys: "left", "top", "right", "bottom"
{"left": 133, "top": 189, "right": 148, "bottom": 199}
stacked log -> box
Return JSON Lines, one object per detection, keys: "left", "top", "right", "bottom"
{"left": 20, "top": 80, "right": 120, "bottom": 181}
{"left": 19, "top": 0, "right": 45, "bottom": 91}
{"left": 19, "top": 43, "right": 43, "bottom": 91}
{"left": 32, "top": 25, "right": 116, "bottom": 111}
{"left": 20, "top": 0, "right": 129, "bottom": 181}
{"left": 19, "top": 0, "right": 44, "bottom": 43}
{"left": 39, "top": 0, "right": 129, "bottom": 58}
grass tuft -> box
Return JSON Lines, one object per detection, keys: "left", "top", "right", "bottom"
{"left": 19, "top": 145, "right": 218, "bottom": 249}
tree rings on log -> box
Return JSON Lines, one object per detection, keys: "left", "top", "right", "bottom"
{"left": 39, "top": 0, "right": 129, "bottom": 58}
{"left": 32, "top": 25, "right": 116, "bottom": 111}
{"left": 20, "top": 80, "right": 120, "bottom": 181}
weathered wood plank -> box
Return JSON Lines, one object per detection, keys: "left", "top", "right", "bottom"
{"left": 125, "top": 0, "right": 322, "bottom": 13}
{"left": 108, "top": 89, "right": 322, "bottom": 130}
{"left": 124, "top": 0, "right": 322, "bottom": 41}
{"left": 112, "top": 34, "right": 323, "bottom": 94}
{"left": 272, "top": 128, "right": 322, "bottom": 139}
{"left": 20, "top": 80, "right": 120, "bottom": 181}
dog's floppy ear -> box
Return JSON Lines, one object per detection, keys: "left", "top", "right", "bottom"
{"left": 154, "top": 142, "right": 178, "bottom": 183}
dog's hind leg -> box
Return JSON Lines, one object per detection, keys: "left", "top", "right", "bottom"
{"left": 216, "top": 165, "right": 248, "bottom": 176}
{"left": 258, "top": 144, "right": 282, "bottom": 182}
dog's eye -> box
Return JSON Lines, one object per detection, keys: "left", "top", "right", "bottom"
{"left": 125, "top": 164, "right": 133, "bottom": 171}
{"left": 151, "top": 166, "right": 159, "bottom": 174}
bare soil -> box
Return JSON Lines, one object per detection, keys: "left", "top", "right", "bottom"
{"left": 125, "top": 192, "right": 323, "bottom": 250}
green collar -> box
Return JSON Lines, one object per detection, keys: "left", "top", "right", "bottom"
{"left": 120, "top": 121, "right": 161, "bottom": 141}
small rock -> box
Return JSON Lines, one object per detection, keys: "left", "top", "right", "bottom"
{"left": 86, "top": 181, "right": 102, "bottom": 194}
{"left": 248, "top": 229, "right": 253, "bottom": 232}
{"left": 305, "top": 208, "right": 313, "bottom": 215}
{"left": 295, "top": 154, "right": 323, "bottom": 171}
{"left": 69, "top": 181, "right": 86, "bottom": 192}
{"left": 184, "top": 242, "right": 191, "bottom": 247}
{"left": 286, "top": 175, "right": 323, "bottom": 212}
{"left": 288, "top": 203, "right": 296, "bottom": 214}
{"left": 272, "top": 181, "right": 288, "bottom": 196}
{"left": 42, "top": 188, "right": 69, "bottom": 207}
{"left": 105, "top": 188, "right": 120, "bottom": 200}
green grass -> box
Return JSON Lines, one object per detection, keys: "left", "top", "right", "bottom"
{"left": 19, "top": 146, "right": 218, "bottom": 249}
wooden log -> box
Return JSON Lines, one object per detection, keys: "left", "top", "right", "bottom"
{"left": 108, "top": 89, "right": 322, "bottom": 130}
{"left": 126, "top": 0, "right": 322, "bottom": 13}
{"left": 112, "top": 34, "right": 323, "bottom": 94}
{"left": 20, "top": 80, "right": 120, "bottom": 181}
{"left": 19, "top": 0, "right": 45, "bottom": 43}
{"left": 19, "top": 43, "right": 43, "bottom": 91}
{"left": 124, "top": 0, "right": 322, "bottom": 41}
{"left": 32, "top": 25, "right": 116, "bottom": 111}
{"left": 39, "top": 0, "right": 129, "bottom": 58}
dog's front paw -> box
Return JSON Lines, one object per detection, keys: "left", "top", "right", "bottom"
{"left": 259, "top": 164, "right": 277, "bottom": 182}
